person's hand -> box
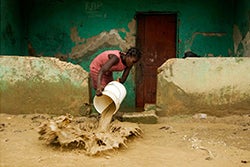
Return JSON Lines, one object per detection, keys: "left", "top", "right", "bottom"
{"left": 96, "top": 87, "right": 103, "bottom": 96}
{"left": 116, "top": 78, "right": 121, "bottom": 82}
{"left": 96, "top": 89, "right": 102, "bottom": 96}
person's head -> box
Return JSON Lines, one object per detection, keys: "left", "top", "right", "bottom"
{"left": 124, "top": 47, "right": 142, "bottom": 67}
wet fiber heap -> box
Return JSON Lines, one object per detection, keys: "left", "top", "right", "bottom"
{"left": 38, "top": 114, "right": 142, "bottom": 155}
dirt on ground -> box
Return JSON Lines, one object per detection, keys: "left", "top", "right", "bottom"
{"left": 0, "top": 112, "right": 250, "bottom": 167}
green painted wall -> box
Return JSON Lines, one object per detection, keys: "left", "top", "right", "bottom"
{"left": 1, "top": 0, "right": 249, "bottom": 108}
{"left": 0, "top": 0, "right": 25, "bottom": 54}
{"left": 234, "top": 0, "right": 250, "bottom": 37}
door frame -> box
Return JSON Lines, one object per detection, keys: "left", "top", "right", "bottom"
{"left": 135, "top": 11, "right": 179, "bottom": 109}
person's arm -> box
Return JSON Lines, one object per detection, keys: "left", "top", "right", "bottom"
{"left": 96, "top": 54, "right": 119, "bottom": 96}
{"left": 119, "top": 66, "right": 132, "bottom": 84}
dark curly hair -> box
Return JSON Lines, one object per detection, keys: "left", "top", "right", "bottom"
{"left": 125, "top": 47, "right": 142, "bottom": 60}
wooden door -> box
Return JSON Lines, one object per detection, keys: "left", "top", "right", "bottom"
{"left": 136, "top": 13, "right": 177, "bottom": 108}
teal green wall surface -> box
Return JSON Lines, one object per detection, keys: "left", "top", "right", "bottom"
{"left": 234, "top": 0, "right": 250, "bottom": 37}
{"left": 0, "top": 0, "right": 24, "bottom": 54}
{"left": 1, "top": 0, "right": 249, "bottom": 108}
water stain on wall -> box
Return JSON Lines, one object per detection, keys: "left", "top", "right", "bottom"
{"left": 157, "top": 79, "right": 250, "bottom": 116}
{"left": 0, "top": 81, "right": 88, "bottom": 115}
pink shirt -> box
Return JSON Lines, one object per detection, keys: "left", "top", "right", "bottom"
{"left": 90, "top": 50, "right": 126, "bottom": 73}
{"left": 89, "top": 50, "right": 126, "bottom": 89}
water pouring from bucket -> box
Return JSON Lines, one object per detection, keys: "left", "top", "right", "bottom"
{"left": 93, "top": 81, "right": 127, "bottom": 131}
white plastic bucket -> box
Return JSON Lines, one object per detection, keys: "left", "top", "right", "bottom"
{"left": 93, "top": 81, "right": 127, "bottom": 114}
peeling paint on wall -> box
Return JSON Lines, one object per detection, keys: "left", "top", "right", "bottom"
{"left": 233, "top": 25, "right": 250, "bottom": 57}
{"left": 242, "top": 31, "right": 250, "bottom": 57}
{"left": 70, "top": 27, "right": 85, "bottom": 44}
{"left": 185, "top": 32, "right": 227, "bottom": 56}
{"left": 186, "top": 32, "right": 227, "bottom": 47}
{"left": 69, "top": 19, "right": 136, "bottom": 60}
{"left": 233, "top": 25, "right": 242, "bottom": 55}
